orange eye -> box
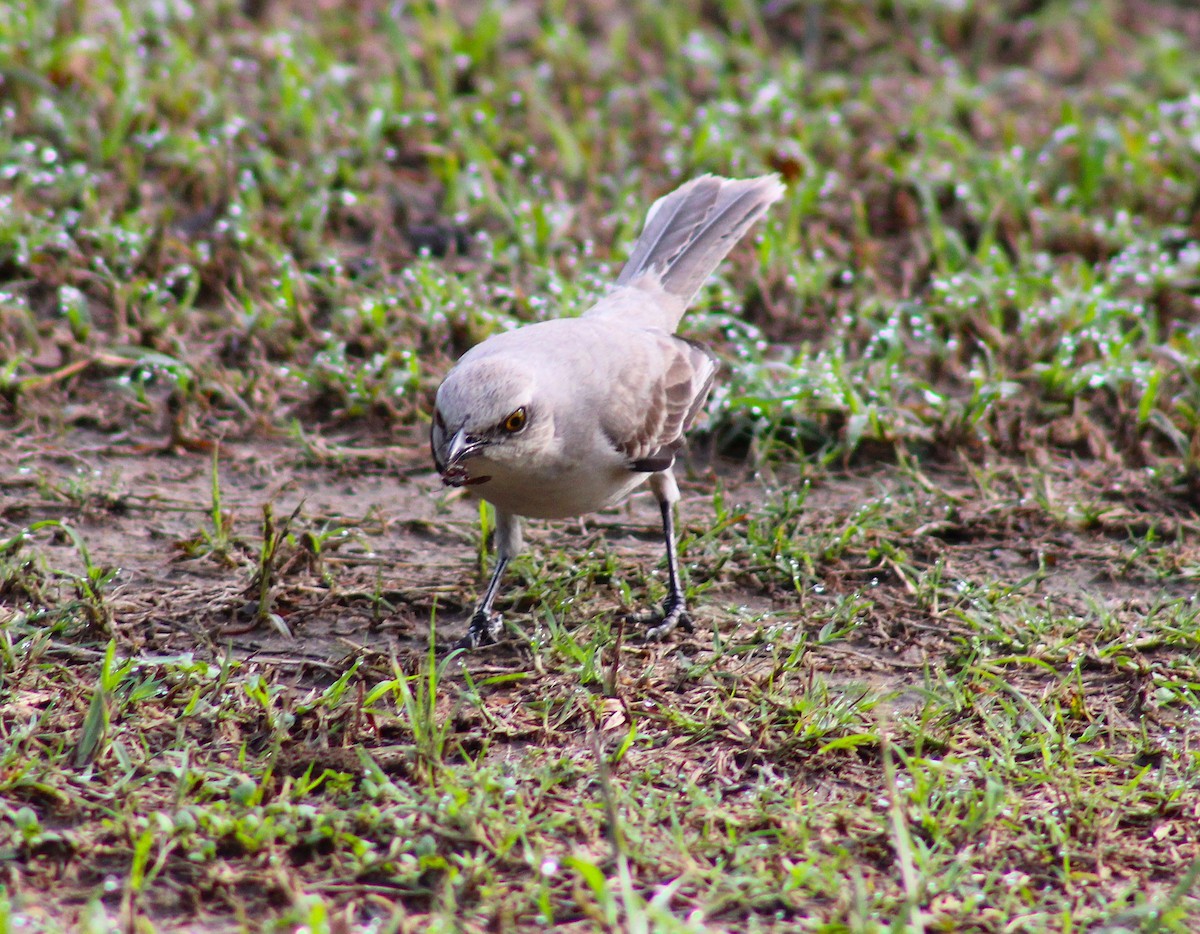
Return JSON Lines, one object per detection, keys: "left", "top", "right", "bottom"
{"left": 502, "top": 407, "right": 527, "bottom": 433}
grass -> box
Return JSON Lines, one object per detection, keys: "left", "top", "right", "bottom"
{"left": 2, "top": 0, "right": 1200, "bottom": 930}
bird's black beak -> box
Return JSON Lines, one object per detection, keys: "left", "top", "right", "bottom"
{"left": 440, "top": 430, "right": 491, "bottom": 487}
{"left": 444, "top": 429, "right": 482, "bottom": 467}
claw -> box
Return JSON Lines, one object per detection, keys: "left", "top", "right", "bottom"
{"left": 643, "top": 595, "right": 694, "bottom": 642}
{"left": 456, "top": 610, "right": 504, "bottom": 650}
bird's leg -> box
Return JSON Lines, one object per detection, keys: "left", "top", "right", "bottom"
{"left": 645, "top": 472, "right": 694, "bottom": 641}
{"left": 458, "top": 555, "right": 508, "bottom": 649}
{"left": 456, "top": 510, "right": 522, "bottom": 650}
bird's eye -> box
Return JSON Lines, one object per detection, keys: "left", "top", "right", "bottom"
{"left": 501, "top": 407, "right": 527, "bottom": 433}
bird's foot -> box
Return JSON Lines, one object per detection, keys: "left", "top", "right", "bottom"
{"left": 455, "top": 610, "right": 504, "bottom": 650}
{"left": 643, "top": 595, "right": 694, "bottom": 642}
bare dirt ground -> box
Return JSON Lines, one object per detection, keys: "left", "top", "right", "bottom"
{"left": 6, "top": 426, "right": 1197, "bottom": 717}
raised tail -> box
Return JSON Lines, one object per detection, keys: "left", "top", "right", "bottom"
{"left": 617, "top": 174, "right": 784, "bottom": 307}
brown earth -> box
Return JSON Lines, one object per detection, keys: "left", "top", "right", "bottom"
{"left": 4, "top": 426, "right": 1197, "bottom": 711}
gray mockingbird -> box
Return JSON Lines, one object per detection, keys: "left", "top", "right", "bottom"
{"left": 431, "top": 174, "right": 784, "bottom": 648}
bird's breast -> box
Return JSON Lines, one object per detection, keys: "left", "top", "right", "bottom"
{"left": 463, "top": 457, "right": 648, "bottom": 519}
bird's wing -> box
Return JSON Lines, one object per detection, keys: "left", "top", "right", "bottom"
{"left": 599, "top": 333, "right": 718, "bottom": 472}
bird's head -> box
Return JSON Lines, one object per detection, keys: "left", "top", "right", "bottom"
{"left": 431, "top": 356, "right": 544, "bottom": 488}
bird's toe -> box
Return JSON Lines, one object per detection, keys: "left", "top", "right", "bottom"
{"left": 643, "top": 601, "right": 693, "bottom": 641}
{"left": 456, "top": 610, "right": 504, "bottom": 650}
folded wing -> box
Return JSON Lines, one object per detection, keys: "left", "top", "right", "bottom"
{"left": 600, "top": 334, "right": 718, "bottom": 472}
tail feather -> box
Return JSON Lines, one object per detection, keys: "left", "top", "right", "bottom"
{"left": 616, "top": 177, "right": 724, "bottom": 291}
{"left": 616, "top": 174, "right": 784, "bottom": 306}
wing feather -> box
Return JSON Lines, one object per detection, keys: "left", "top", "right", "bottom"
{"left": 601, "top": 334, "right": 717, "bottom": 472}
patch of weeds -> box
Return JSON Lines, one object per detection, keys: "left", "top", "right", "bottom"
{"left": 174, "top": 446, "right": 239, "bottom": 565}
{"left": 0, "top": 520, "right": 118, "bottom": 638}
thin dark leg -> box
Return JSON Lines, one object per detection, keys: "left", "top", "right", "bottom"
{"left": 645, "top": 498, "right": 694, "bottom": 641}
{"left": 456, "top": 555, "right": 509, "bottom": 649}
